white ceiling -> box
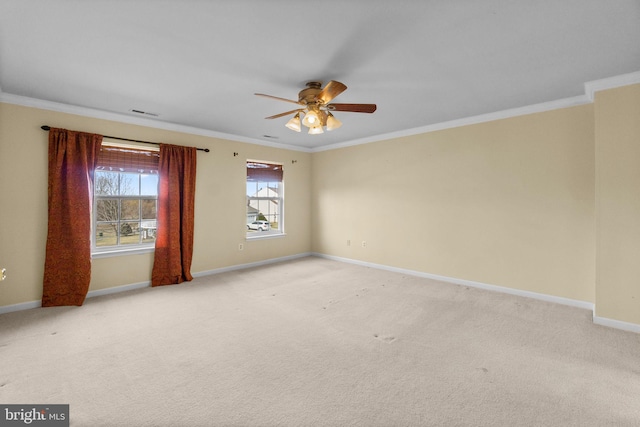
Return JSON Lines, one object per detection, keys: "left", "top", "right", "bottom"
{"left": 1, "top": 1, "right": 639, "bottom": 151}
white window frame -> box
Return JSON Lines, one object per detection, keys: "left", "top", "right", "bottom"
{"left": 246, "top": 160, "right": 285, "bottom": 239}
{"left": 92, "top": 142, "right": 159, "bottom": 258}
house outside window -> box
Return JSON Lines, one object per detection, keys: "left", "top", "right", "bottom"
{"left": 246, "top": 161, "right": 283, "bottom": 237}
{"left": 93, "top": 142, "right": 159, "bottom": 255}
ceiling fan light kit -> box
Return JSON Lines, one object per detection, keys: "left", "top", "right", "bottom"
{"left": 301, "top": 108, "right": 321, "bottom": 127}
{"left": 308, "top": 124, "right": 324, "bottom": 135}
{"left": 326, "top": 113, "right": 342, "bottom": 131}
{"left": 256, "top": 80, "right": 376, "bottom": 135}
{"left": 285, "top": 113, "right": 302, "bottom": 132}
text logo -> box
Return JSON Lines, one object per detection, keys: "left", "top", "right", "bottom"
{"left": 1, "top": 405, "right": 68, "bottom": 426}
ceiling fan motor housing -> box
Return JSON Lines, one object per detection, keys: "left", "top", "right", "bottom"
{"left": 298, "top": 81, "right": 323, "bottom": 104}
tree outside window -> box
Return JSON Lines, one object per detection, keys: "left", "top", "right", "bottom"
{"left": 93, "top": 144, "right": 159, "bottom": 252}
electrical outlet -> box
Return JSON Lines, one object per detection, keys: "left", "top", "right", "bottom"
{"left": 238, "top": 243, "right": 244, "bottom": 251}
{"left": 362, "top": 241, "right": 367, "bottom": 248}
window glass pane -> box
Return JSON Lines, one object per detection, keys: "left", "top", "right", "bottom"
{"left": 246, "top": 161, "right": 283, "bottom": 235}
{"left": 120, "top": 173, "right": 140, "bottom": 195}
{"left": 121, "top": 200, "right": 140, "bottom": 220}
{"left": 141, "top": 220, "right": 157, "bottom": 244}
{"left": 119, "top": 222, "right": 139, "bottom": 245}
{"left": 95, "top": 223, "right": 117, "bottom": 247}
{"left": 96, "top": 199, "right": 119, "bottom": 222}
{"left": 246, "top": 181, "right": 258, "bottom": 197}
{"left": 94, "top": 154, "right": 158, "bottom": 252}
{"left": 95, "top": 171, "right": 120, "bottom": 196}
{"left": 141, "top": 174, "right": 158, "bottom": 196}
{"left": 141, "top": 199, "right": 157, "bottom": 220}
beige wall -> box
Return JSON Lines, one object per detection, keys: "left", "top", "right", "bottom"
{"left": 0, "top": 103, "right": 311, "bottom": 306}
{"left": 312, "top": 105, "right": 596, "bottom": 303}
{"left": 2, "top": 83, "right": 639, "bottom": 328}
{"left": 595, "top": 83, "right": 640, "bottom": 325}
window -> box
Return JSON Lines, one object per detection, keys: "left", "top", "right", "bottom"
{"left": 246, "top": 161, "right": 283, "bottom": 237}
{"left": 93, "top": 143, "right": 159, "bottom": 254}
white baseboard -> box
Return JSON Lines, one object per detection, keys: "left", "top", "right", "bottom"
{"left": 0, "top": 253, "right": 312, "bottom": 315}
{"left": 4, "top": 252, "right": 639, "bottom": 335}
{"left": 0, "top": 300, "right": 42, "bottom": 315}
{"left": 313, "top": 253, "right": 640, "bottom": 334}
{"left": 193, "top": 252, "right": 313, "bottom": 278}
{"left": 0, "top": 281, "right": 153, "bottom": 315}
{"left": 313, "top": 253, "right": 595, "bottom": 311}
{"left": 593, "top": 315, "right": 640, "bottom": 334}
{"left": 86, "top": 281, "right": 151, "bottom": 299}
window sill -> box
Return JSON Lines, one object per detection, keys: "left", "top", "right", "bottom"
{"left": 246, "top": 232, "right": 286, "bottom": 241}
{"left": 92, "top": 246, "right": 155, "bottom": 259}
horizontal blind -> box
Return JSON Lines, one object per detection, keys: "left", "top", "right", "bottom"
{"left": 247, "top": 161, "right": 283, "bottom": 182}
{"left": 97, "top": 145, "right": 160, "bottom": 174}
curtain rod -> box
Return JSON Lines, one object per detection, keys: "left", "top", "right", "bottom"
{"left": 40, "top": 126, "right": 210, "bottom": 152}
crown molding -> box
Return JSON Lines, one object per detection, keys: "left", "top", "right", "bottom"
{"left": 314, "top": 70, "right": 640, "bottom": 152}
{"left": 0, "top": 92, "right": 312, "bottom": 153}
{"left": 3, "top": 71, "right": 639, "bottom": 154}
{"left": 584, "top": 70, "right": 640, "bottom": 102}
{"left": 313, "top": 95, "right": 591, "bottom": 152}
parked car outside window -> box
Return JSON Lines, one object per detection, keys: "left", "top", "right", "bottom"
{"left": 247, "top": 220, "right": 270, "bottom": 231}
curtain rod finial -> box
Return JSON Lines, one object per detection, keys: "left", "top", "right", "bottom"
{"left": 41, "top": 125, "right": 51, "bottom": 131}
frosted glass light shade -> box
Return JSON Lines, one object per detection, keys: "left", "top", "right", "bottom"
{"left": 326, "top": 113, "right": 342, "bottom": 131}
{"left": 302, "top": 109, "right": 320, "bottom": 127}
{"left": 308, "top": 124, "right": 324, "bottom": 134}
{"left": 285, "top": 113, "right": 301, "bottom": 132}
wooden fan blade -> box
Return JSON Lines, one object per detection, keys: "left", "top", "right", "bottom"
{"left": 265, "top": 109, "right": 304, "bottom": 119}
{"left": 317, "top": 80, "right": 347, "bottom": 104}
{"left": 255, "top": 93, "right": 302, "bottom": 105}
{"left": 328, "top": 103, "right": 377, "bottom": 113}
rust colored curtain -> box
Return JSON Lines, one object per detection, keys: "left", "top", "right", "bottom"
{"left": 151, "top": 144, "right": 197, "bottom": 286}
{"left": 42, "top": 128, "right": 102, "bottom": 306}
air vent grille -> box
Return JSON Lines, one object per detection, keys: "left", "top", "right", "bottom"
{"left": 129, "top": 109, "right": 159, "bottom": 117}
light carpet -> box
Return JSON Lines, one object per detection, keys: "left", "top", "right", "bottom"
{"left": 1, "top": 256, "right": 640, "bottom": 426}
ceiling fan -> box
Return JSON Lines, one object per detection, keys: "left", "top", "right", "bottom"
{"left": 255, "top": 80, "right": 377, "bottom": 134}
